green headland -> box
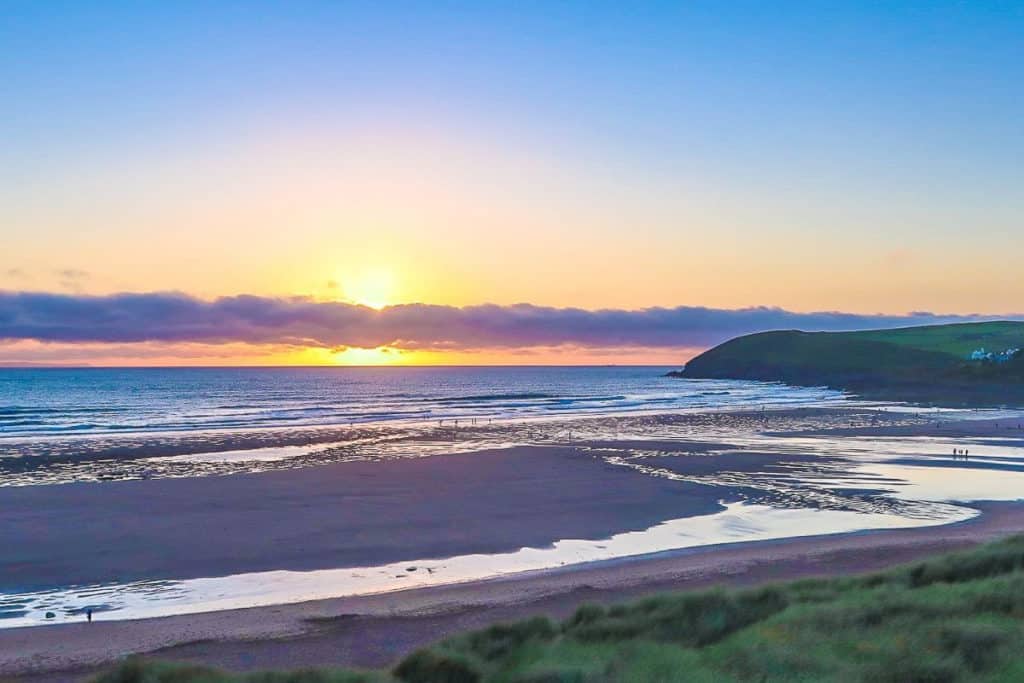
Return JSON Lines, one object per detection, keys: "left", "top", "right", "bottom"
{"left": 674, "top": 321, "right": 1024, "bottom": 405}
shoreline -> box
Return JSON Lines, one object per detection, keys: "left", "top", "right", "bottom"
{"left": 0, "top": 405, "right": 941, "bottom": 487}
{"left": 0, "top": 400, "right": 936, "bottom": 467}
{"left": 4, "top": 405, "right": 1024, "bottom": 680}
{"left": 5, "top": 499, "right": 1024, "bottom": 681}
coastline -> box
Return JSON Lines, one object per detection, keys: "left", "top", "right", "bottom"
{"left": 5, "top": 499, "right": 1024, "bottom": 682}
{"left": 0, "top": 404, "right": 933, "bottom": 487}
{"left": 4, "top": 405, "right": 1024, "bottom": 680}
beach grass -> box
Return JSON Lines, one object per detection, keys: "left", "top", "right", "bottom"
{"left": 95, "top": 533, "right": 1024, "bottom": 682}
{"left": 94, "top": 658, "right": 394, "bottom": 682}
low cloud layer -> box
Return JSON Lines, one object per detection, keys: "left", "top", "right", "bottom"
{"left": 1, "top": 291, "right": 1016, "bottom": 353}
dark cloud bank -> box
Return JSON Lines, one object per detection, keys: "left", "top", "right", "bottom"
{"left": 0, "top": 291, "right": 1016, "bottom": 351}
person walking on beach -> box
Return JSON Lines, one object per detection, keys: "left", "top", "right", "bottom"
{"left": 86, "top": 608, "right": 92, "bottom": 623}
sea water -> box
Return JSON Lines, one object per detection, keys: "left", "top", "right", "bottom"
{"left": 0, "top": 366, "right": 842, "bottom": 440}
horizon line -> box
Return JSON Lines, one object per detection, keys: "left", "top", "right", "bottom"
{"left": 0, "top": 363, "right": 685, "bottom": 369}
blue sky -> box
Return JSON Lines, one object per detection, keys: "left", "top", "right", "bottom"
{"left": 5, "top": 1, "right": 1021, "bottom": 206}
{"left": 1, "top": 1, "right": 1022, "bottom": 364}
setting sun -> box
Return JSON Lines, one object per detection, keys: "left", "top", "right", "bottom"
{"left": 338, "top": 268, "right": 396, "bottom": 310}
{"left": 332, "top": 346, "right": 407, "bottom": 365}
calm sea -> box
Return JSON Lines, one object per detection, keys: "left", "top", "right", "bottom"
{"left": 0, "top": 366, "right": 843, "bottom": 439}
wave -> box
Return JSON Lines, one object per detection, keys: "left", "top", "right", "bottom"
{"left": 0, "top": 419, "right": 46, "bottom": 428}
{"left": 0, "top": 368, "right": 848, "bottom": 443}
{"left": 431, "top": 393, "right": 555, "bottom": 403}
{"left": 0, "top": 406, "right": 124, "bottom": 416}
{"left": 544, "top": 395, "right": 628, "bottom": 405}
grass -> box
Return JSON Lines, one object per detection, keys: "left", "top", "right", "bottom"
{"left": 852, "top": 322, "right": 1024, "bottom": 358}
{"left": 93, "top": 659, "right": 393, "bottom": 682}
{"left": 97, "top": 534, "right": 1024, "bottom": 682}
{"left": 678, "top": 321, "right": 1024, "bottom": 405}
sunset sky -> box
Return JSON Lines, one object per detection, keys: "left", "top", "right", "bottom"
{"left": 2, "top": 2, "right": 1022, "bottom": 365}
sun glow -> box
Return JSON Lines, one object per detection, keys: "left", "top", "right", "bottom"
{"left": 337, "top": 268, "right": 396, "bottom": 310}
{"left": 332, "top": 346, "right": 407, "bottom": 365}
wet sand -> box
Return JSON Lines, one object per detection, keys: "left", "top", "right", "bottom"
{"left": 0, "top": 405, "right": 926, "bottom": 486}
{"left": 5, "top": 501, "right": 1024, "bottom": 682}
{"left": 1, "top": 446, "right": 724, "bottom": 590}
{"left": 4, "top": 406, "right": 1024, "bottom": 680}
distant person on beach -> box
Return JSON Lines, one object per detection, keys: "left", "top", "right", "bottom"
{"left": 86, "top": 608, "right": 92, "bottom": 623}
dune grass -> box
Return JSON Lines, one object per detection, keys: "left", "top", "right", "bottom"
{"left": 96, "top": 534, "right": 1024, "bottom": 682}
{"left": 94, "top": 658, "right": 393, "bottom": 683}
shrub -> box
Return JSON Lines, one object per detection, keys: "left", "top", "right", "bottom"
{"left": 938, "top": 621, "right": 1008, "bottom": 671}
{"left": 566, "top": 586, "right": 787, "bottom": 647}
{"left": 393, "top": 649, "right": 481, "bottom": 683}
{"left": 462, "top": 617, "right": 557, "bottom": 660}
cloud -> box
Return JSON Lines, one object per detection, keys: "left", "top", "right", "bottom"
{"left": 0, "top": 291, "right": 1017, "bottom": 352}
{"left": 55, "top": 268, "right": 90, "bottom": 279}
{"left": 0, "top": 339, "right": 304, "bottom": 366}
{"left": 52, "top": 268, "right": 91, "bottom": 292}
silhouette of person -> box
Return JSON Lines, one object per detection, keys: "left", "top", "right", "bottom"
{"left": 86, "top": 608, "right": 92, "bottom": 623}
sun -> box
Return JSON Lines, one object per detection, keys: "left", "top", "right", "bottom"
{"left": 333, "top": 346, "right": 406, "bottom": 365}
{"left": 340, "top": 268, "right": 396, "bottom": 310}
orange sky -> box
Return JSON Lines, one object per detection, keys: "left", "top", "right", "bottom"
{"left": 3, "top": 4, "right": 1022, "bottom": 366}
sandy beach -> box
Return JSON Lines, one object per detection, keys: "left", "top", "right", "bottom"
{"left": 5, "top": 501, "right": 1024, "bottom": 682}
{"left": 2, "top": 445, "right": 723, "bottom": 590}
{"left": 3, "top": 406, "right": 1024, "bottom": 681}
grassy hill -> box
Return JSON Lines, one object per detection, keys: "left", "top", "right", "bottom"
{"left": 98, "top": 534, "right": 1024, "bottom": 682}
{"left": 677, "top": 321, "right": 1024, "bottom": 405}
{"left": 851, "top": 321, "right": 1024, "bottom": 357}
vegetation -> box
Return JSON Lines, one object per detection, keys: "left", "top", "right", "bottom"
{"left": 851, "top": 322, "right": 1024, "bottom": 358}
{"left": 676, "top": 321, "right": 1024, "bottom": 405}
{"left": 95, "top": 659, "right": 393, "bottom": 683}
{"left": 98, "top": 534, "right": 1024, "bottom": 682}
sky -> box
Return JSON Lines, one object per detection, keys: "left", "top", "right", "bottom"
{"left": 2, "top": 1, "right": 1022, "bottom": 365}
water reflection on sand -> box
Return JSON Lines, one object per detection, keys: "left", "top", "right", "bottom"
{"left": 4, "top": 406, "right": 1024, "bottom": 628}
{"left": 0, "top": 405, "right": 937, "bottom": 487}
{"left": 0, "top": 500, "right": 974, "bottom": 628}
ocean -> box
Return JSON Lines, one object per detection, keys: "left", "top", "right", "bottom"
{"left": 0, "top": 366, "right": 843, "bottom": 440}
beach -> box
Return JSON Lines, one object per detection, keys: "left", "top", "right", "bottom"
{"left": 2, "top": 445, "right": 723, "bottom": 590}
{"left": 4, "top": 404, "right": 1024, "bottom": 680}
{"left": 5, "top": 500, "right": 1024, "bottom": 682}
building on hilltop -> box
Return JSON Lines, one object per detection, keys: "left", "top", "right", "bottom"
{"left": 969, "top": 347, "right": 1021, "bottom": 363}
